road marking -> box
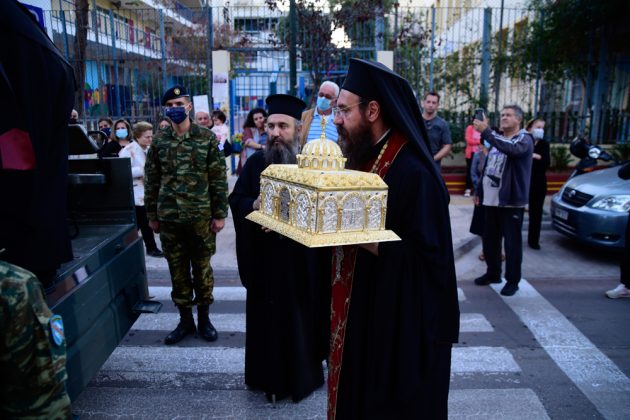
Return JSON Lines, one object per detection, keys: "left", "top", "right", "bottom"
{"left": 460, "top": 313, "right": 493, "bottom": 332}
{"left": 133, "top": 312, "right": 245, "bottom": 332}
{"left": 449, "top": 388, "right": 549, "bottom": 419}
{"left": 458, "top": 287, "right": 466, "bottom": 301}
{"left": 103, "top": 346, "right": 246, "bottom": 374}
{"left": 491, "top": 279, "right": 630, "bottom": 419}
{"left": 135, "top": 312, "right": 493, "bottom": 334}
{"left": 452, "top": 346, "right": 520, "bottom": 373}
{"left": 149, "top": 285, "right": 246, "bottom": 301}
{"left": 73, "top": 384, "right": 548, "bottom": 420}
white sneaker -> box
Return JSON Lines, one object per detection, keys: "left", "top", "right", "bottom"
{"left": 605, "top": 284, "right": 630, "bottom": 299}
{"left": 464, "top": 189, "right": 471, "bottom": 197}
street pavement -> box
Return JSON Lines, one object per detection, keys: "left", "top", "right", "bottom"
{"left": 72, "top": 176, "right": 630, "bottom": 419}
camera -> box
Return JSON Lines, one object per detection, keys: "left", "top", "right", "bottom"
{"left": 474, "top": 108, "right": 486, "bottom": 121}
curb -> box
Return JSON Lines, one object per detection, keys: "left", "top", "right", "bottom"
{"left": 454, "top": 235, "right": 481, "bottom": 261}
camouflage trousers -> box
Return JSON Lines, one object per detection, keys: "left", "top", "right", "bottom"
{"left": 0, "top": 261, "right": 72, "bottom": 419}
{"left": 160, "top": 220, "right": 216, "bottom": 307}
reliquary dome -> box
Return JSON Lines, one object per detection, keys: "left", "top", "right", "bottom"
{"left": 246, "top": 129, "right": 400, "bottom": 248}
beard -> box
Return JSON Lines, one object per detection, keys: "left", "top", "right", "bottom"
{"left": 337, "top": 119, "right": 374, "bottom": 170}
{"left": 264, "top": 134, "right": 299, "bottom": 166}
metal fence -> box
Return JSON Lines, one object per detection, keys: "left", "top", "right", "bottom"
{"left": 43, "top": 2, "right": 629, "bottom": 143}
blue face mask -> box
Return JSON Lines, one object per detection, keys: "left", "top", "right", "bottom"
{"left": 101, "top": 127, "right": 111, "bottom": 137}
{"left": 115, "top": 128, "right": 128, "bottom": 139}
{"left": 165, "top": 106, "right": 188, "bottom": 124}
{"left": 483, "top": 140, "right": 491, "bottom": 149}
{"left": 317, "top": 96, "right": 332, "bottom": 112}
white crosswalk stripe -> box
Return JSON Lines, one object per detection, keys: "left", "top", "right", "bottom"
{"left": 74, "top": 285, "right": 555, "bottom": 418}
{"left": 133, "top": 312, "right": 246, "bottom": 332}
{"left": 149, "top": 285, "right": 246, "bottom": 301}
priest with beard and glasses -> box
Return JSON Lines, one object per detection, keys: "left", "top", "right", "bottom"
{"left": 327, "top": 59, "right": 460, "bottom": 419}
{"left": 228, "top": 94, "right": 330, "bottom": 404}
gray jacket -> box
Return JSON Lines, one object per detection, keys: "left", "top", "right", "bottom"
{"left": 478, "top": 128, "right": 533, "bottom": 207}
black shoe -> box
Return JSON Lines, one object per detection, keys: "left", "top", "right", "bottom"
{"left": 500, "top": 282, "right": 519, "bottom": 296}
{"left": 197, "top": 305, "right": 218, "bottom": 342}
{"left": 164, "top": 322, "right": 196, "bottom": 344}
{"left": 147, "top": 248, "right": 164, "bottom": 257}
{"left": 474, "top": 274, "right": 502, "bottom": 286}
{"left": 164, "top": 307, "right": 196, "bottom": 345}
{"left": 528, "top": 243, "right": 541, "bottom": 250}
{"left": 198, "top": 319, "right": 218, "bottom": 342}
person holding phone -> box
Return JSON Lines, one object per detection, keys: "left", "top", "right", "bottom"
{"left": 472, "top": 105, "right": 534, "bottom": 297}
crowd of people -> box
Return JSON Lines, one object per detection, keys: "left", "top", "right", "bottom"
{"left": 4, "top": 1, "right": 627, "bottom": 418}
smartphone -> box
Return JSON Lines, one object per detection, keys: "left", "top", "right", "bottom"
{"left": 474, "top": 108, "right": 486, "bottom": 121}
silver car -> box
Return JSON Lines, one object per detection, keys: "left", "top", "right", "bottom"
{"left": 551, "top": 166, "right": 630, "bottom": 249}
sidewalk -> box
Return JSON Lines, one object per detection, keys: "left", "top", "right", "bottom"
{"left": 144, "top": 172, "right": 480, "bottom": 280}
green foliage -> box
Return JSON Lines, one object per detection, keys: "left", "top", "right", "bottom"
{"left": 266, "top": 0, "right": 398, "bottom": 97}
{"left": 394, "top": 8, "right": 431, "bottom": 95}
{"left": 610, "top": 143, "right": 630, "bottom": 162}
{"left": 550, "top": 144, "right": 572, "bottom": 172}
{"left": 433, "top": 42, "right": 482, "bottom": 111}
{"left": 515, "top": 0, "right": 630, "bottom": 82}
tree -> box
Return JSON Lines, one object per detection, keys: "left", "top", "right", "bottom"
{"left": 514, "top": 0, "right": 630, "bottom": 140}
{"left": 266, "top": 0, "right": 398, "bottom": 104}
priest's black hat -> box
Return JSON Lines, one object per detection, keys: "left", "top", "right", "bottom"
{"left": 265, "top": 94, "right": 306, "bottom": 120}
{"left": 162, "top": 84, "right": 190, "bottom": 105}
{"left": 341, "top": 58, "right": 447, "bottom": 200}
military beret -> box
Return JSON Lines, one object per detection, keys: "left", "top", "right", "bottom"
{"left": 265, "top": 94, "right": 306, "bottom": 120}
{"left": 161, "top": 84, "right": 190, "bottom": 105}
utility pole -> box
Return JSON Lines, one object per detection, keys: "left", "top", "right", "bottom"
{"left": 493, "top": 0, "right": 505, "bottom": 123}
{"left": 479, "top": 8, "right": 492, "bottom": 111}
{"left": 289, "top": 0, "right": 297, "bottom": 96}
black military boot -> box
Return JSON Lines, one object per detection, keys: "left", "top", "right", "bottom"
{"left": 164, "top": 306, "right": 196, "bottom": 345}
{"left": 197, "top": 305, "right": 218, "bottom": 342}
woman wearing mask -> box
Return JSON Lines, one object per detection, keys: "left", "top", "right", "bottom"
{"left": 157, "top": 116, "right": 173, "bottom": 131}
{"left": 99, "top": 119, "right": 132, "bottom": 157}
{"left": 240, "top": 108, "right": 268, "bottom": 169}
{"left": 119, "top": 122, "right": 163, "bottom": 257}
{"left": 97, "top": 117, "right": 113, "bottom": 147}
{"left": 526, "top": 118, "right": 550, "bottom": 250}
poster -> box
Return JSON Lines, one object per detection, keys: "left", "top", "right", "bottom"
{"left": 212, "top": 72, "right": 229, "bottom": 102}
{"left": 193, "top": 95, "right": 209, "bottom": 114}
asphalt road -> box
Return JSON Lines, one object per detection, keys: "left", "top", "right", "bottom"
{"left": 72, "top": 224, "right": 630, "bottom": 419}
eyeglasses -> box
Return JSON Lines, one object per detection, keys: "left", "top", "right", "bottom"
{"left": 332, "top": 101, "right": 365, "bottom": 118}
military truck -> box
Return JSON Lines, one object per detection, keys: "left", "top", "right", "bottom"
{"left": 46, "top": 125, "right": 160, "bottom": 400}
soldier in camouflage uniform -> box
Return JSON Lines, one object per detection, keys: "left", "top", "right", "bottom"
{"left": 0, "top": 260, "right": 72, "bottom": 419}
{"left": 145, "top": 85, "right": 229, "bottom": 344}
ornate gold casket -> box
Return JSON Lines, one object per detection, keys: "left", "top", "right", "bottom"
{"left": 245, "top": 134, "right": 400, "bottom": 248}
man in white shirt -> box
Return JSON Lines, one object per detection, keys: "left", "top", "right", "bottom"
{"left": 299, "top": 81, "right": 339, "bottom": 148}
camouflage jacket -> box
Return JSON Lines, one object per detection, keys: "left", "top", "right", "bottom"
{"left": 145, "top": 122, "right": 229, "bottom": 223}
{"left": 0, "top": 261, "right": 71, "bottom": 419}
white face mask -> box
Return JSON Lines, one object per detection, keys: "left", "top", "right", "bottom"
{"left": 532, "top": 128, "right": 544, "bottom": 140}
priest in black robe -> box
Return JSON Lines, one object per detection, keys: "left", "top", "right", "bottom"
{"left": 327, "top": 59, "right": 460, "bottom": 419}
{"left": 228, "top": 94, "right": 330, "bottom": 403}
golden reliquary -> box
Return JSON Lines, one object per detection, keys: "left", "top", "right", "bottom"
{"left": 246, "top": 123, "right": 400, "bottom": 248}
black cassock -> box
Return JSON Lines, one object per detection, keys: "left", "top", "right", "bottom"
{"left": 0, "top": 1, "right": 76, "bottom": 283}
{"left": 335, "top": 141, "right": 460, "bottom": 419}
{"left": 228, "top": 151, "right": 330, "bottom": 402}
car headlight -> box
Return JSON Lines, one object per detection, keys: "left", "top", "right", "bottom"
{"left": 590, "top": 195, "right": 630, "bottom": 212}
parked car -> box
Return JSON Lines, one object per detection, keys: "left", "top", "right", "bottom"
{"left": 551, "top": 165, "right": 630, "bottom": 249}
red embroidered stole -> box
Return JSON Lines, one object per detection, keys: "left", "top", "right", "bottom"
{"left": 327, "top": 131, "right": 407, "bottom": 419}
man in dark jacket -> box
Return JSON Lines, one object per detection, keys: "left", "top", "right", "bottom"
{"left": 473, "top": 105, "right": 534, "bottom": 296}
